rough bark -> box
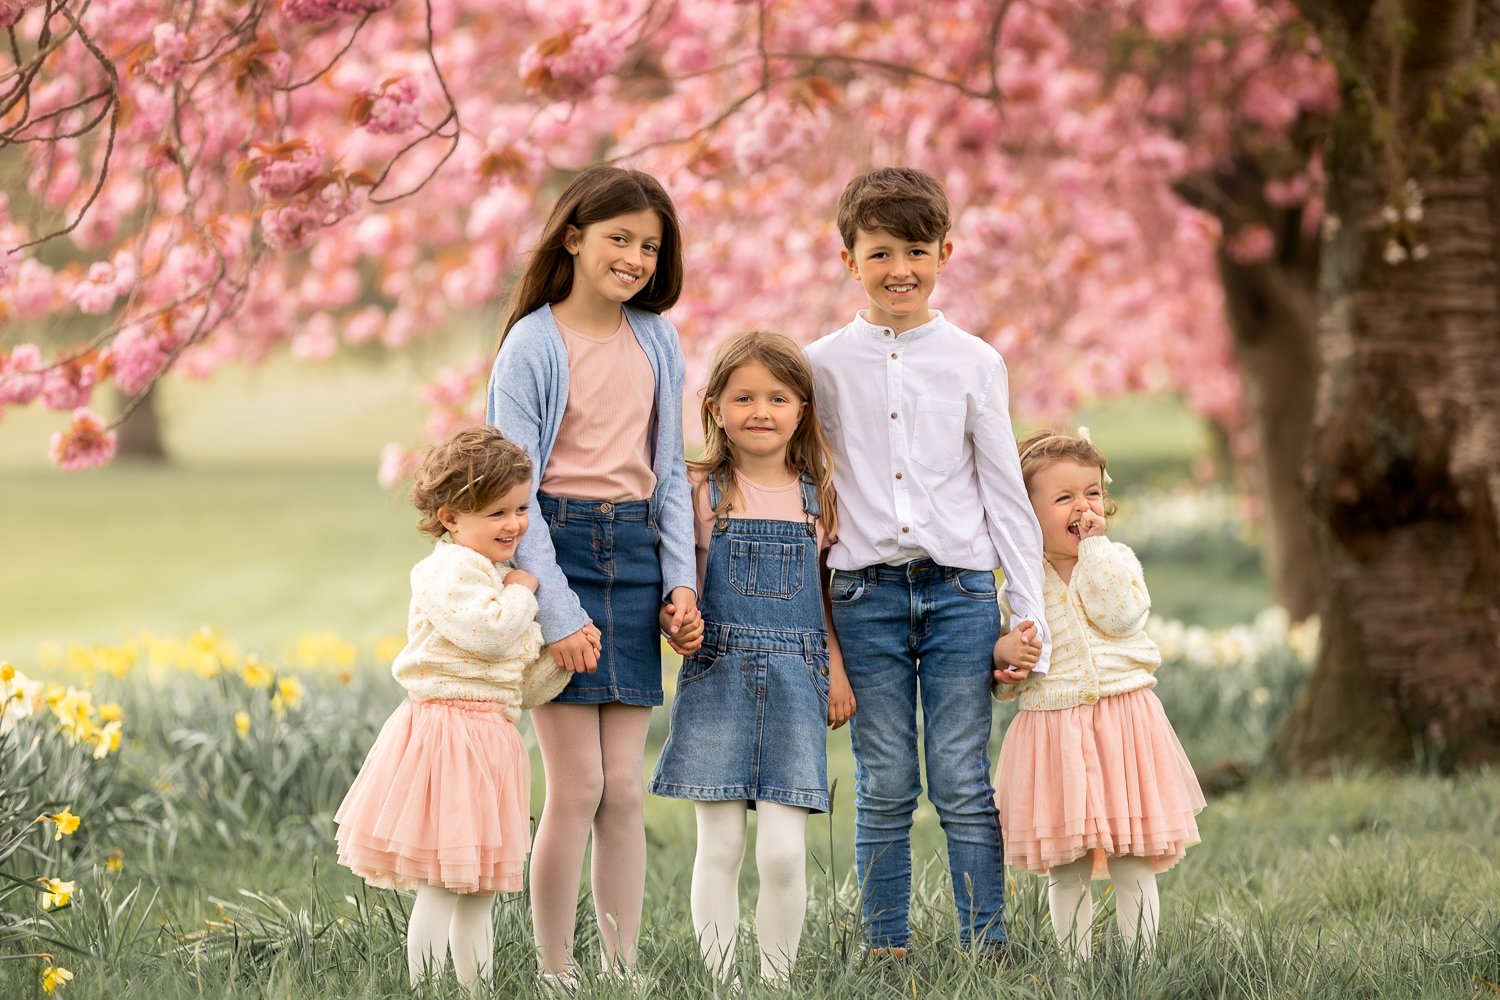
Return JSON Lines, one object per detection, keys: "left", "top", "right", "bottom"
{"left": 1274, "top": 0, "right": 1500, "bottom": 771}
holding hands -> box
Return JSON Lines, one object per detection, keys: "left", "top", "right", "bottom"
{"left": 826, "top": 646, "right": 856, "bottom": 729}
{"left": 660, "top": 586, "right": 705, "bottom": 656}
{"left": 993, "top": 619, "right": 1042, "bottom": 685}
{"left": 549, "top": 621, "right": 603, "bottom": 673}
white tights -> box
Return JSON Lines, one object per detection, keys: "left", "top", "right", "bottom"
{"left": 407, "top": 885, "right": 496, "bottom": 986}
{"left": 1047, "top": 854, "right": 1160, "bottom": 960}
{"left": 690, "top": 800, "right": 810, "bottom": 983}
{"left": 529, "top": 702, "right": 653, "bottom": 976}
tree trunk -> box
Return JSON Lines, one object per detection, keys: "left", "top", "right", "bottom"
{"left": 114, "top": 387, "right": 169, "bottom": 462}
{"left": 1218, "top": 215, "right": 1323, "bottom": 622}
{"left": 1274, "top": 0, "right": 1500, "bottom": 771}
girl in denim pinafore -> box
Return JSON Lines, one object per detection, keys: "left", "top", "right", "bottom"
{"left": 648, "top": 331, "right": 853, "bottom": 985}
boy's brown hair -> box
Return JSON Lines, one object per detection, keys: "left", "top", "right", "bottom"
{"left": 836, "top": 167, "right": 952, "bottom": 250}
{"left": 410, "top": 426, "right": 533, "bottom": 540}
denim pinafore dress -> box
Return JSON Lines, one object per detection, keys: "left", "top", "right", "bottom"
{"left": 648, "top": 473, "right": 831, "bottom": 813}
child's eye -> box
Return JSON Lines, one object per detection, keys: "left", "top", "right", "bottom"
{"left": 643, "top": 243, "right": 659, "bottom": 254}
{"left": 910, "top": 249, "right": 927, "bottom": 256}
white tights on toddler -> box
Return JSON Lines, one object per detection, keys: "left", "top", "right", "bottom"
{"left": 407, "top": 884, "right": 496, "bottom": 986}
{"left": 691, "top": 800, "right": 810, "bottom": 983}
{"left": 1047, "top": 854, "right": 1160, "bottom": 959}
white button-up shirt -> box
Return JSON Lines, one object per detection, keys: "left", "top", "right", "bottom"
{"left": 806, "top": 311, "right": 1051, "bottom": 672}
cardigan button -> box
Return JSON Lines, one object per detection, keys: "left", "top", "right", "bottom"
{"left": 1083, "top": 692, "right": 1099, "bottom": 704}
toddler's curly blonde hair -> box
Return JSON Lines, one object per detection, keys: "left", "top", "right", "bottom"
{"left": 410, "top": 426, "right": 532, "bottom": 540}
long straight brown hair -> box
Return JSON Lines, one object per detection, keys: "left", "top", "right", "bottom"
{"left": 496, "top": 166, "right": 684, "bottom": 352}
{"left": 691, "top": 330, "right": 838, "bottom": 540}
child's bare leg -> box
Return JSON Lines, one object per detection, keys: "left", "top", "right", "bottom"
{"left": 692, "top": 800, "right": 748, "bottom": 980}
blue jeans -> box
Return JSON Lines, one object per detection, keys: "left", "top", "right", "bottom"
{"left": 830, "top": 559, "right": 1006, "bottom": 949}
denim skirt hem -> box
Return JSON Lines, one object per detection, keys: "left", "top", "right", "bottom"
{"left": 646, "top": 779, "right": 829, "bottom": 814}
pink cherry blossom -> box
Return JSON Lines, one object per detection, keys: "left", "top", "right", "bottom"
{"left": 359, "top": 77, "right": 421, "bottom": 134}
{"left": 246, "top": 141, "right": 324, "bottom": 200}
{"left": 49, "top": 408, "right": 118, "bottom": 471}
{"left": 105, "top": 325, "right": 176, "bottom": 396}
{"left": 0, "top": 343, "right": 45, "bottom": 407}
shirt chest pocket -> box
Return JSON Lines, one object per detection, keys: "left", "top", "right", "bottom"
{"left": 728, "top": 539, "right": 805, "bottom": 599}
{"left": 910, "top": 398, "right": 968, "bottom": 473}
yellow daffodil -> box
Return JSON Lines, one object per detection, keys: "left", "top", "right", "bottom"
{"left": 374, "top": 635, "right": 406, "bottom": 664}
{"left": 276, "top": 676, "right": 305, "bottom": 713}
{"left": 49, "top": 809, "right": 80, "bottom": 840}
{"left": 106, "top": 849, "right": 124, "bottom": 873}
{"left": 234, "top": 711, "right": 251, "bottom": 738}
{"left": 292, "top": 630, "right": 356, "bottom": 670}
{"left": 91, "top": 720, "right": 122, "bottom": 760}
{"left": 98, "top": 702, "right": 122, "bottom": 722}
{"left": 241, "top": 658, "right": 275, "bottom": 690}
{"left": 270, "top": 693, "right": 287, "bottom": 719}
{"left": 0, "top": 662, "right": 13, "bottom": 682}
{"left": 38, "top": 877, "right": 75, "bottom": 910}
{"left": 41, "top": 964, "right": 74, "bottom": 993}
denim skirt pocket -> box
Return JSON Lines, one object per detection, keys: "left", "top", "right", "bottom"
{"left": 728, "top": 539, "right": 805, "bottom": 599}
{"left": 677, "top": 648, "right": 726, "bottom": 690}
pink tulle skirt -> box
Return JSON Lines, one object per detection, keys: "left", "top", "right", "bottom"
{"left": 334, "top": 698, "right": 531, "bottom": 894}
{"left": 997, "top": 687, "right": 1205, "bottom": 878}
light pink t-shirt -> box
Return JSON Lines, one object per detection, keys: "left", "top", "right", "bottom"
{"left": 540, "top": 314, "right": 657, "bottom": 501}
{"left": 690, "top": 469, "right": 830, "bottom": 592}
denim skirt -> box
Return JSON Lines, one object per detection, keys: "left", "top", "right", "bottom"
{"left": 539, "top": 495, "right": 664, "bottom": 707}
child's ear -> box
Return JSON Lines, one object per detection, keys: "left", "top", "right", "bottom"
{"left": 840, "top": 247, "right": 858, "bottom": 278}
{"left": 936, "top": 239, "right": 953, "bottom": 271}
{"left": 563, "top": 224, "right": 582, "bottom": 255}
{"left": 707, "top": 398, "right": 725, "bottom": 428}
{"left": 437, "top": 506, "right": 458, "bottom": 533}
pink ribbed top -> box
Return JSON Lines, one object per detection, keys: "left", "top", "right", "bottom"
{"left": 540, "top": 314, "right": 657, "bottom": 501}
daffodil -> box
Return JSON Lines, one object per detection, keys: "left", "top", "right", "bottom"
{"left": 106, "top": 849, "right": 124, "bottom": 873}
{"left": 276, "top": 676, "right": 305, "bottom": 712}
{"left": 91, "top": 720, "right": 122, "bottom": 760}
{"left": 0, "top": 662, "right": 13, "bottom": 682}
{"left": 234, "top": 711, "right": 251, "bottom": 738}
{"left": 241, "top": 658, "right": 275, "bottom": 690}
{"left": 98, "top": 702, "right": 122, "bottom": 722}
{"left": 38, "top": 877, "right": 75, "bottom": 910}
{"left": 49, "top": 809, "right": 80, "bottom": 840}
{"left": 41, "top": 964, "right": 74, "bottom": 993}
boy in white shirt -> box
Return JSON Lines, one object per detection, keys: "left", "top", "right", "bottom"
{"left": 805, "top": 166, "right": 1048, "bottom": 961}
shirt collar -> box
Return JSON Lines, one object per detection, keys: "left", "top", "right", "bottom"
{"left": 850, "top": 309, "right": 947, "bottom": 344}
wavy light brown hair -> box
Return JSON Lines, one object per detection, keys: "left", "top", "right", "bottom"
{"left": 410, "top": 426, "right": 533, "bottom": 540}
{"left": 692, "top": 330, "right": 837, "bottom": 539}
{"left": 496, "top": 166, "right": 683, "bottom": 351}
{"left": 836, "top": 166, "right": 952, "bottom": 249}
{"left": 1016, "top": 429, "right": 1118, "bottom": 517}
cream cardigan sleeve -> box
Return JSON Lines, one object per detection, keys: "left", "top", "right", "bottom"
{"left": 411, "top": 545, "right": 541, "bottom": 661}
{"left": 1072, "top": 536, "right": 1152, "bottom": 638}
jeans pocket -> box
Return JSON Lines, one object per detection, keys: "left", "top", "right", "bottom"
{"left": 729, "top": 539, "right": 805, "bottom": 599}
{"left": 951, "top": 569, "right": 998, "bottom": 600}
{"left": 829, "top": 570, "right": 867, "bottom": 606}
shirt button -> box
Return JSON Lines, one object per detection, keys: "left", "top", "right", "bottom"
{"left": 890, "top": 412, "right": 898, "bottom": 419}
{"left": 901, "top": 526, "right": 910, "bottom": 533}
{"left": 895, "top": 472, "right": 903, "bottom": 480}
{"left": 884, "top": 331, "right": 892, "bottom": 337}
{"left": 1083, "top": 692, "right": 1098, "bottom": 704}
{"left": 890, "top": 353, "right": 897, "bottom": 359}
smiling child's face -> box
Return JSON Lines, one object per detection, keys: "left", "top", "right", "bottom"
{"left": 1028, "top": 458, "right": 1106, "bottom": 562}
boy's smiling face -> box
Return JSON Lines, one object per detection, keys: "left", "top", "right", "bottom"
{"left": 841, "top": 226, "right": 952, "bottom": 334}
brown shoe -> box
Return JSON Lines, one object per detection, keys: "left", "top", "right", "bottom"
{"left": 859, "top": 945, "right": 909, "bottom": 967}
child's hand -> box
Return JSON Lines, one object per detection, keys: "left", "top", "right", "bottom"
{"left": 1077, "top": 508, "right": 1108, "bottom": 539}
{"left": 503, "top": 569, "right": 539, "bottom": 593}
{"left": 660, "top": 587, "right": 704, "bottom": 655}
{"left": 827, "top": 648, "right": 856, "bottom": 729}
{"left": 993, "top": 620, "right": 1041, "bottom": 685}
{"left": 549, "top": 622, "right": 601, "bottom": 673}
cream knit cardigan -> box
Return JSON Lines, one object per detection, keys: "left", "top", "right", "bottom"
{"left": 390, "top": 542, "right": 547, "bottom": 723}
{"left": 998, "top": 535, "right": 1160, "bottom": 712}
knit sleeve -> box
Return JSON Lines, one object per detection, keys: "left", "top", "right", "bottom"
{"left": 1072, "top": 536, "right": 1151, "bottom": 638}
{"left": 413, "top": 547, "right": 541, "bottom": 661}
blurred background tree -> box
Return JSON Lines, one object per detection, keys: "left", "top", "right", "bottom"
{"left": 1, "top": 0, "right": 1495, "bottom": 768}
